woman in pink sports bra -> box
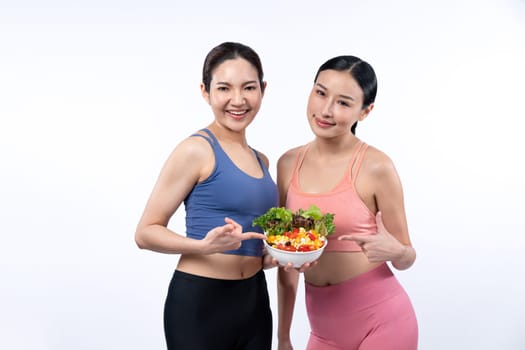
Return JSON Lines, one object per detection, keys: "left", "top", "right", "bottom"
{"left": 277, "top": 56, "right": 418, "bottom": 350}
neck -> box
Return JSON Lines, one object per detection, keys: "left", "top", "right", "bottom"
{"left": 207, "top": 122, "right": 248, "bottom": 146}
{"left": 312, "top": 134, "right": 359, "bottom": 155}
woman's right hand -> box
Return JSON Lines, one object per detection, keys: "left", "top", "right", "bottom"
{"left": 202, "top": 217, "right": 266, "bottom": 254}
{"left": 281, "top": 260, "right": 318, "bottom": 273}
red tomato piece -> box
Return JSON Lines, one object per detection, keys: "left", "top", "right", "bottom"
{"left": 286, "top": 231, "right": 298, "bottom": 239}
{"left": 282, "top": 245, "right": 296, "bottom": 252}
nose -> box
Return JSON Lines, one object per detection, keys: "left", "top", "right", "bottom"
{"left": 321, "top": 99, "right": 334, "bottom": 117}
{"left": 231, "top": 89, "right": 245, "bottom": 105}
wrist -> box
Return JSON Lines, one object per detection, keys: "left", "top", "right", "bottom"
{"left": 196, "top": 237, "right": 214, "bottom": 255}
{"left": 277, "top": 333, "right": 291, "bottom": 343}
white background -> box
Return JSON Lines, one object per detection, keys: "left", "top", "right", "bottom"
{"left": 1, "top": 0, "right": 524, "bottom": 349}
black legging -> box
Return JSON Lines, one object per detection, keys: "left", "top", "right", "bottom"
{"left": 164, "top": 269, "right": 272, "bottom": 350}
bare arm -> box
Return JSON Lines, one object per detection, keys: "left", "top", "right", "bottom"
{"left": 373, "top": 152, "right": 416, "bottom": 270}
{"left": 277, "top": 268, "right": 300, "bottom": 349}
{"left": 341, "top": 148, "right": 416, "bottom": 270}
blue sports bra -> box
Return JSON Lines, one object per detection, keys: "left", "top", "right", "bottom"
{"left": 184, "top": 129, "right": 278, "bottom": 257}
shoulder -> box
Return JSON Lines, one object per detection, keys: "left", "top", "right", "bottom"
{"left": 362, "top": 144, "right": 399, "bottom": 182}
{"left": 173, "top": 132, "right": 213, "bottom": 159}
{"left": 277, "top": 145, "right": 303, "bottom": 171}
{"left": 163, "top": 131, "right": 214, "bottom": 176}
{"left": 276, "top": 145, "right": 304, "bottom": 205}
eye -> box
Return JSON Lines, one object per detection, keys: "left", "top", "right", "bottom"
{"left": 315, "top": 89, "right": 325, "bottom": 96}
{"left": 338, "top": 100, "right": 350, "bottom": 107}
{"left": 217, "top": 86, "right": 229, "bottom": 91}
{"left": 245, "top": 85, "right": 257, "bottom": 91}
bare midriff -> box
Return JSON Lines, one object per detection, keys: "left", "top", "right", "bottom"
{"left": 305, "top": 251, "right": 381, "bottom": 286}
{"left": 176, "top": 253, "right": 262, "bottom": 280}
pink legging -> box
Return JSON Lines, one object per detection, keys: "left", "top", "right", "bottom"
{"left": 305, "top": 263, "right": 418, "bottom": 350}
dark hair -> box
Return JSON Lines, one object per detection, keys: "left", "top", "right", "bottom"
{"left": 202, "top": 42, "right": 264, "bottom": 93}
{"left": 314, "top": 56, "right": 377, "bottom": 134}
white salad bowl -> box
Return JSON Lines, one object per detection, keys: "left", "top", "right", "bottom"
{"left": 263, "top": 239, "right": 327, "bottom": 268}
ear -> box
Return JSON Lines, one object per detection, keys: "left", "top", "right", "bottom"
{"left": 261, "top": 81, "right": 267, "bottom": 96}
{"left": 200, "top": 83, "right": 210, "bottom": 104}
{"left": 358, "top": 103, "right": 374, "bottom": 121}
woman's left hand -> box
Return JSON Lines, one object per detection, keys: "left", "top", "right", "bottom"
{"left": 338, "top": 211, "right": 406, "bottom": 263}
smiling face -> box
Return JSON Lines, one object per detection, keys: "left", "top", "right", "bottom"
{"left": 307, "top": 69, "right": 373, "bottom": 138}
{"left": 201, "top": 57, "right": 265, "bottom": 133}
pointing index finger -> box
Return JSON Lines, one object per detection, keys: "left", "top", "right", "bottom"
{"left": 240, "top": 231, "right": 267, "bottom": 241}
{"left": 338, "top": 234, "right": 373, "bottom": 242}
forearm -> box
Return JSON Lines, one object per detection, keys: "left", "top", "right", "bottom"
{"left": 277, "top": 268, "right": 299, "bottom": 342}
{"left": 391, "top": 245, "right": 416, "bottom": 270}
{"left": 135, "top": 224, "right": 204, "bottom": 254}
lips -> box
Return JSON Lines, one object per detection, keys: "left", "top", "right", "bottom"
{"left": 314, "top": 116, "right": 335, "bottom": 128}
{"left": 227, "top": 109, "right": 249, "bottom": 120}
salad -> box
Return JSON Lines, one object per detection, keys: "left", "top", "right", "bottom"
{"left": 252, "top": 205, "right": 335, "bottom": 252}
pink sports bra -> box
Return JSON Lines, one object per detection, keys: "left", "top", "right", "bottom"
{"left": 286, "top": 141, "right": 377, "bottom": 252}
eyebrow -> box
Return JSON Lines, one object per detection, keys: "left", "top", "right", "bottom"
{"left": 215, "top": 81, "right": 258, "bottom": 86}
{"left": 316, "top": 83, "right": 355, "bottom": 101}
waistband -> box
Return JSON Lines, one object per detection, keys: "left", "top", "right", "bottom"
{"left": 305, "top": 263, "right": 404, "bottom": 312}
{"left": 173, "top": 268, "right": 265, "bottom": 285}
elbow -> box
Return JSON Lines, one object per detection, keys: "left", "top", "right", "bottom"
{"left": 135, "top": 231, "right": 148, "bottom": 250}
{"left": 392, "top": 246, "right": 416, "bottom": 270}
{"left": 392, "top": 261, "right": 414, "bottom": 271}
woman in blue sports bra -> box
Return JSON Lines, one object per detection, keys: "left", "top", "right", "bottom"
{"left": 135, "top": 42, "right": 278, "bottom": 350}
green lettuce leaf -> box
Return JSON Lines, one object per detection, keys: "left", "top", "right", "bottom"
{"left": 253, "top": 205, "right": 335, "bottom": 236}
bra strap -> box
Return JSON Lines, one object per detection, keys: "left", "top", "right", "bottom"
{"left": 350, "top": 142, "right": 368, "bottom": 184}
{"left": 292, "top": 144, "right": 309, "bottom": 178}
{"left": 189, "top": 128, "right": 217, "bottom": 147}
{"left": 200, "top": 128, "right": 217, "bottom": 143}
